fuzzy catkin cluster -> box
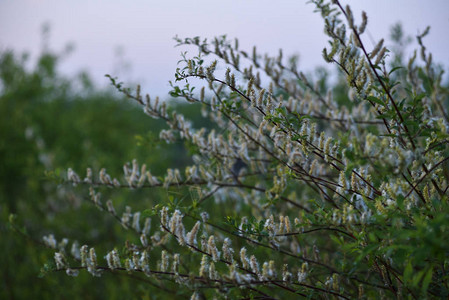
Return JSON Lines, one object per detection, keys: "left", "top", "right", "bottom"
{"left": 30, "top": 1, "right": 449, "bottom": 298}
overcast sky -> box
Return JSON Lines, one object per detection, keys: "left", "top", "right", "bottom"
{"left": 1, "top": 0, "right": 448, "bottom": 96}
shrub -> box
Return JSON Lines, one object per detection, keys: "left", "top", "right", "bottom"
{"left": 13, "top": 0, "right": 449, "bottom": 298}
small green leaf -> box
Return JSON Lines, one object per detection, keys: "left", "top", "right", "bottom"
{"left": 403, "top": 261, "right": 413, "bottom": 283}
{"left": 421, "top": 267, "right": 433, "bottom": 293}
{"left": 412, "top": 269, "right": 426, "bottom": 287}
{"left": 367, "top": 96, "right": 385, "bottom": 106}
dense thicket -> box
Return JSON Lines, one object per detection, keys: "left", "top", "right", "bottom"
{"left": 5, "top": 1, "right": 449, "bottom": 299}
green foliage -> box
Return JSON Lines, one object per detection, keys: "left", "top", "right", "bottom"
{"left": 5, "top": 1, "right": 449, "bottom": 299}
{"left": 0, "top": 45, "right": 194, "bottom": 299}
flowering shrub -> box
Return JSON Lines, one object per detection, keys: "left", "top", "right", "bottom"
{"left": 17, "top": 0, "right": 449, "bottom": 298}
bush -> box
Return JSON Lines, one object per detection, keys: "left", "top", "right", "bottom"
{"left": 11, "top": 0, "right": 449, "bottom": 298}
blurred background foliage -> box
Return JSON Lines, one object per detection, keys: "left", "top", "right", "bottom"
{"left": 0, "top": 40, "right": 214, "bottom": 299}
{"left": 3, "top": 22, "right": 446, "bottom": 299}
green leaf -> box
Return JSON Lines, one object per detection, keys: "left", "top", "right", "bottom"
{"left": 412, "top": 269, "right": 426, "bottom": 287}
{"left": 403, "top": 261, "right": 413, "bottom": 283}
{"left": 421, "top": 267, "right": 433, "bottom": 293}
{"left": 414, "top": 93, "right": 426, "bottom": 102}
{"left": 389, "top": 66, "right": 403, "bottom": 75}
{"left": 141, "top": 209, "right": 157, "bottom": 218}
{"left": 367, "top": 96, "right": 385, "bottom": 106}
{"left": 356, "top": 244, "right": 379, "bottom": 262}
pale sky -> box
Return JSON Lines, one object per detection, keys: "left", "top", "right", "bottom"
{"left": 1, "top": 0, "right": 448, "bottom": 96}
